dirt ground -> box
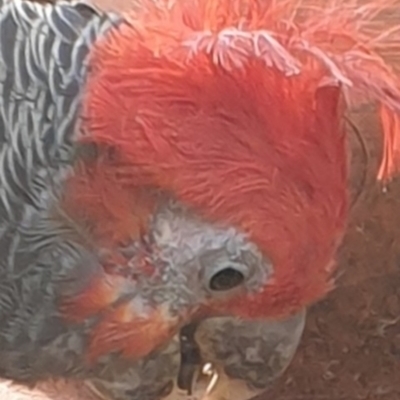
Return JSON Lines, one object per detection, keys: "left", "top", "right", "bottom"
{"left": 262, "top": 106, "right": 400, "bottom": 400}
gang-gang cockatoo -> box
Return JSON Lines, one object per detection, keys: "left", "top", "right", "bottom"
{"left": 0, "top": 0, "right": 399, "bottom": 400}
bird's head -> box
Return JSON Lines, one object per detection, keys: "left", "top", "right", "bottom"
{"left": 58, "top": 0, "right": 400, "bottom": 364}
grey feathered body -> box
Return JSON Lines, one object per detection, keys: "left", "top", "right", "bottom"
{"left": 0, "top": 1, "right": 180, "bottom": 398}
{"left": 0, "top": 0, "right": 105, "bottom": 378}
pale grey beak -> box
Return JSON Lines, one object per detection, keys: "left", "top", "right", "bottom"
{"left": 166, "top": 309, "right": 306, "bottom": 400}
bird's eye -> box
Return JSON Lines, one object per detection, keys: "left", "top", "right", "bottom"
{"left": 209, "top": 267, "right": 245, "bottom": 291}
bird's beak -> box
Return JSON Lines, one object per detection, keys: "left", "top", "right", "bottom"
{"left": 165, "top": 308, "right": 306, "bottom": 400}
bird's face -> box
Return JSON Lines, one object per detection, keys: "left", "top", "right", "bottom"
{"left": 60, "top": 162, "right": 276, "bottom": 362}
{"left": 60, "top": 84, "right": 346, "bottom": 365}
{"left": 57, "top": 0, "right": 356, "bottom": 366}
{"left": 58, "top": 33, "right": 348, "bottom": 366}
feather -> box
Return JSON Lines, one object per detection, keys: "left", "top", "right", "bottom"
{"left": 60, "top": 273, "right": 126, "bottom": 322}
{"left": 86, "top": 301, "right": 179, "bottom": 363}
{"left": 84, "top": 0, "right": 400, "bottom": 181}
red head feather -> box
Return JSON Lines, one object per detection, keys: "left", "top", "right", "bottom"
{"left": 77, "top": 0, "right": 400, "bottom": 320}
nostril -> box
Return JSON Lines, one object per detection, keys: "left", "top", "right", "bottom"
{"left": 209, "top": 267, "right": 245, "bottom": 291}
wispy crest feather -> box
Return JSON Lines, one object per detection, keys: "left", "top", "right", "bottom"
{"left": 120, "top": 0, "right": 400, "bottom": 181}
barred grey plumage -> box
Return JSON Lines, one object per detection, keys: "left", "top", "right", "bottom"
{"left": 0, "top": 2, "right": 182, "bottom": 398}
{"left": 0, "top": 0, "right": 112, "bottom": 378}
{"left": 0, "top": 1, "right": 306, "bottom": 400}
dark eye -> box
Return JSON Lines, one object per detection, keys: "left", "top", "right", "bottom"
{"left": 209, "top": 267, "right": 245, "bottom": 291}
